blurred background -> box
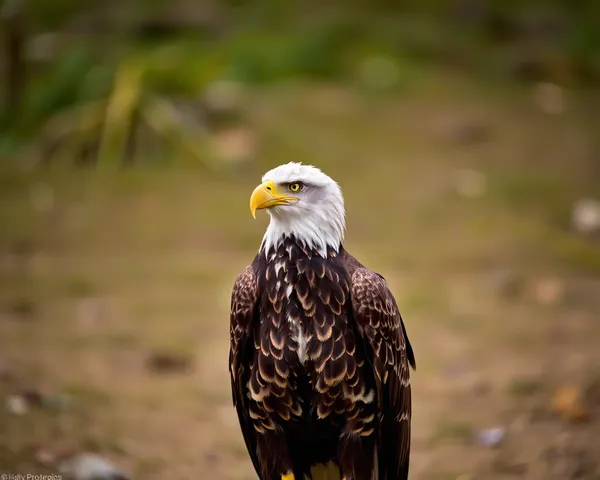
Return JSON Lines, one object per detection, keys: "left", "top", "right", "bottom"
{"left": 1, "top": 0, "right": 600, "bottom": 478}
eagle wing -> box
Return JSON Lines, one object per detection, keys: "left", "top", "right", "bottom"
{"left": 229, "top": 265, "right": 261, "bottom": 477}
{"left": 350, "top": 268, "right": 416, "bottom": 479}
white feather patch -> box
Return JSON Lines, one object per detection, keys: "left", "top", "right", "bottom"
{"left": 274, "top": 261, "right": 285, "bottom": 277}
{"left": 288, "top": 315, "right": 310, "bottom": 365}
{"left": 296, "top": 326, "right": 310, "bottom": 365}
{"left": 346, "top": 389, "right": 375, "bottom": 404}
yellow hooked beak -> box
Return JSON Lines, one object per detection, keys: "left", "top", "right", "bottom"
{"left": 249, "top": 180, "right": 299, "bottom": 218}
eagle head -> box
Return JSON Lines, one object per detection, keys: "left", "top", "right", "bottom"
{"left": 249, "top": 162, "right": 346, "bottom": 258}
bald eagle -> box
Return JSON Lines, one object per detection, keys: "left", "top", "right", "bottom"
{"left": 229, "top": 163, "right": 416, "bottom": 480}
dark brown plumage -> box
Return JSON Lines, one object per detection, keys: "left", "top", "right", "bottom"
{"left": 229, "top": 236, "right": 416, "bottom": 480}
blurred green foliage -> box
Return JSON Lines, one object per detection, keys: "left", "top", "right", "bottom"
{"left": 22, "top": 48, "right": 112, "bottom": 129}
{"left": 1, "top": 0, "right": 599, "bottom": 162}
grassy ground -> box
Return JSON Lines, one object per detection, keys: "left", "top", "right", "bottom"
{"left": 1, "top": 73, "right": 600, "bottom": 479}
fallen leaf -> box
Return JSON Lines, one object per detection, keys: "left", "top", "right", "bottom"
{"left": 551, "top": 386, "right": 590, "bottom": 423}
{"left": 146, "top": 351, "right": 193, "bottom": 374}
{"left": 20, "top": 388, "right": 44, "bottom": 407}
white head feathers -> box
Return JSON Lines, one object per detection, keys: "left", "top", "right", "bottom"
{"left": 259, "top": 163, "right": 346, "bottom": 258}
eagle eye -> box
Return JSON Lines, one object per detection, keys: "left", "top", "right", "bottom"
{"left": 288, "top": 182, "right": 303, "bottom": 193}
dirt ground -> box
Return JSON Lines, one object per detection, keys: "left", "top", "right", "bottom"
{"left": 1, "top": 75, "right": 600, "bottom": 479}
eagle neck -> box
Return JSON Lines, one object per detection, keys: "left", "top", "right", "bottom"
{"left": 260, "top": 235, "right": 343, "bottom": 262}
{"left": 260, "top": 203, "right": 345, "bottom": 259}
{"left": 261, "top": 227, "right": 343, "bottom": 260}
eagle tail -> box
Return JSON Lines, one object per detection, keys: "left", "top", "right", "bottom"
{"left": 310, "top": 461, "right": 341, "bottom": 480}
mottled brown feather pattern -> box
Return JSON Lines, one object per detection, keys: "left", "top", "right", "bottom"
{"left": 229, "top": 239, "right": 415, "bottom": 479}
{"left": 229, "top": 265, "right": 263, "bottom": 474}
{"left": 350, "top": 267, "right": 415, "bottom": 479}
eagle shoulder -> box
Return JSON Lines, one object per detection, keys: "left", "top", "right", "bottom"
{"left": 231, "top": 265, "right": 258, "bottom": 317}
{"left": 349, "top": 267, "right": 415, "bottom": 372}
